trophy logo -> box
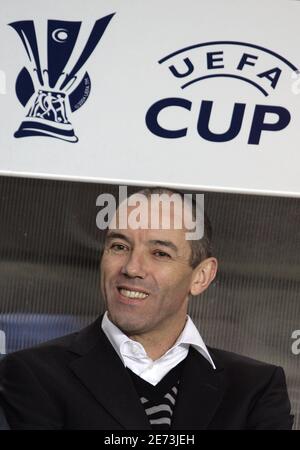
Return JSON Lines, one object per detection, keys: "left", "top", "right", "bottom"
{"left": 9, "top": 14, "right": 115, "bottom": 143}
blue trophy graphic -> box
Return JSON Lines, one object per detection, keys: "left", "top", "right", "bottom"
{"left": 10, "top": 14, "right": 114, "bottom": 142}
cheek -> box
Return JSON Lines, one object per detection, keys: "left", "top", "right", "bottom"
{"left": 101, "top": 255, "right": 121, "bottom": 277}
{"left": 157, "top": 268, "right": 192, "bottom": 299}
{"left": 100, "top": 262, "right": 115, "bottom": 294}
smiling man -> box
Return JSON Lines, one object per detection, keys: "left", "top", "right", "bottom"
{"left": 0, "top": 187, "right": 294, "bottom": 430}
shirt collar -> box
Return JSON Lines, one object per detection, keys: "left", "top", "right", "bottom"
{"left": 173, "top": 315, "right": 216, "bottom": 369}
{"left": 101, "top": 311, "right": 216, "bottom": 369}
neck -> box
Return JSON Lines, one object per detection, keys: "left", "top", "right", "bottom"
{"left": 128, "top": 316, "right": 187, "bottom": 360}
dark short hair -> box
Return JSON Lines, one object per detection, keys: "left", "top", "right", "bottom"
{"left": 136, "top": 187, "right": 213, "bottom": 268}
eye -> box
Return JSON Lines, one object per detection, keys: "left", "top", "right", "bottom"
{"left": 153, "top": 250, "right": 171, "bottom": 258}
{"left": 110, "top": 243, "right": 129, "bottom": 253}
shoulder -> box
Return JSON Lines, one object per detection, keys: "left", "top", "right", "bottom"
{"left": 0, "top": 332, "right": 77, "bottom": 378}
{"left": 207, "top": 346, "right": 287, "bottom": 389}
{"left": 209, "top": 346, "right": 277, "bottom": 369}
{"left": 0, "top": 317, "right": 103, "bottom": 372}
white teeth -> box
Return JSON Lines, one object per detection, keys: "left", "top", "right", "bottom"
{"left": 119, "top": 288, "right": 148, "bottom": 299}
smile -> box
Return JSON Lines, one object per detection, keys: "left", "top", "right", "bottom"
{"left": 118, "top": 288, "right": 149, "bottom": 299}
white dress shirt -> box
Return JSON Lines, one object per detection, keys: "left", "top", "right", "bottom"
{"left": 101, "top": 311, "right": 215, "bottom": 386}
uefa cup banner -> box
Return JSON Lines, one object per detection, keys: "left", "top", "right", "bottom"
{"left": 0, "top": 0, "right": 300, "bottom": 196}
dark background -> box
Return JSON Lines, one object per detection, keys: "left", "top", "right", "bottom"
{"left": 0, "top": 175, "right": 299, "bottom": 429}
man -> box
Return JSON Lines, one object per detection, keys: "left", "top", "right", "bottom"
{"left": 0, "top": 187, "right": 294, "bottom": 429}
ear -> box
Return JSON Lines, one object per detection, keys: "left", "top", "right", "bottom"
{"left": 189, "top": 257, "right": 218, "bottom": 296}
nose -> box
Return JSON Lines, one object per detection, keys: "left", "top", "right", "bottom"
{"left": 121, "top": 248, "right": 146, "bottom": 278}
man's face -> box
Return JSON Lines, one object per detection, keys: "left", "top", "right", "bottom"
{"left": 100, "top": 202, "right": 196, "bottom": 337}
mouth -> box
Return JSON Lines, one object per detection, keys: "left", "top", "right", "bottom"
{"left": 117, "top": 286, "right": 149, "bottom": 300}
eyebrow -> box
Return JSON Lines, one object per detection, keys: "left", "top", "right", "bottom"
{"left": 105, "top": 233, "right": 178, "bottom": 253}
{"left": 106, "top": 232, "right": 132, "bottom": 244}
{"left": 148, "top": 240, "right": 178, "bottom": 253}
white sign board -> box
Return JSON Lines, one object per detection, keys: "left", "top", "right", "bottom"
{"left": 0, "top": 0, "right": 300, "bottom": 196}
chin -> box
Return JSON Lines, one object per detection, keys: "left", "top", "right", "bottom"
{"left": 109, "top": 312, "right": 148, "bottom": 335}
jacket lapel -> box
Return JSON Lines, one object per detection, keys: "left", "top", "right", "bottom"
{"left": 68, "top": 318, "right": 151, "bottom": 430}
{"left": 171, "top": 347, "right": 225, "bottom": 430}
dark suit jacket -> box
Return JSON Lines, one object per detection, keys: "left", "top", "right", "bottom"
{"left": 0, "top": 406, "right": 9, "bottom": 430}
{"left": 0, "top": 316, "right": 294, "bottom": 430}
